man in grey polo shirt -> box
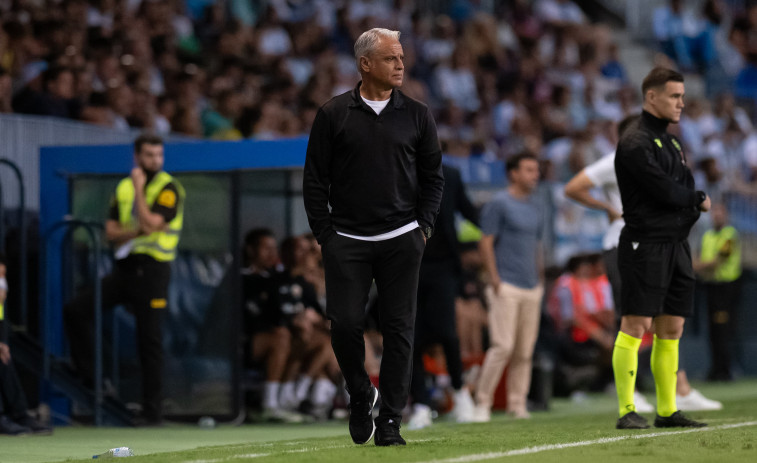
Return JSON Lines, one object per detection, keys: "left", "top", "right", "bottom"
{"left": 472, "top": 152, "right": 544, "bottom": 421}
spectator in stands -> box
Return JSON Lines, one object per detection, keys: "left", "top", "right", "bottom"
{"left": 14, "top": 65, "right": 80, "bottom": 118}
{"left": 740, "top": 129, "right": 757, "bottom": 184}
{"left": 456, "top": 242, "right": 488, "bottom": 363}
{"left": 202, "top": 89, "right": 244, "bottom": 139}
{"left": 548, "top": 254, "right": 616, "bottom": 396}
{"left": 534, "top": 0, "right": 586, "bottom": 28}
{"left": 64, "top": 134, "right": 184, "bottom": 426}
{"left": 297, "top": 233, "right": 327, "bottom": 309}
{"left": 0, "top": 0, "right": 748, "bottom": 189}
{"left": 0, "top": 254, "right": 52, "bottom": 436}
{"left": 472, "top": 153, "right": 544, "bottom": 422}
{"left": 653, "top": 0, "right": 715, "bottom": 72}
{"left": 106, "top": 84, "right": 134, "bottom": 131}
{"left": 79, "top": 92, "right": 114, "bottom": 127}
{"left": 277, "top": 235, "right": 339, "bottom": 421}
{"left": 702, "top": 0, "right": 743, "bottom": 97}
{"left": 695, "top": 157, "right": 728, "bottom": 204}
{"left": 734, "top": 55, "right": 757, "bottom": 103}
{"left": 433, "top": 45, "right": 481, "bottom": 113}
{"left": 241, "top": 228, "right": 301, "bottom": 423}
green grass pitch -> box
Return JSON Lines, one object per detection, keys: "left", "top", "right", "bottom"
{"left": 2, "top": 379, "right": 756, "bottom": 463}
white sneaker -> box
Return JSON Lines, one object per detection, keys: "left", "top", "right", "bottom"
{"left": 407, "top": 404, "right": 433, "bottom": 430}
{"left": 634, "top": 391, "right": 655, "bottom": 413}
{"left": 470, "top": 404, "right": 491, "bottom": 423}
{"left": 677, "top": 389, "right": 723, "bottom": 411}
{"left": 452, "top": 389, "right": 475, "bottom": 423}
{"left": 279, "top": 382, "right": 300, "bottom": 411}
{"left": 262, "top": 407, "right": 305, "bottom": 423}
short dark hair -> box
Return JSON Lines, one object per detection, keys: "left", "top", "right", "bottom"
{"left": 565, "top": 255, "right": 585, "bottom": 273}
{"left": 244, "top": 228, "right": 275, "bottom": 250}
{"left": 641, "top": 67, "right": 684, "bottom": 96}
{"left": 42, "top": 66, "right": 72, "bottom": 91}
{"left": 134, "top": 133, "right": 163, "bottom": 154}
{"left": 506, "top": 152, "right": 539, "bottom": 176}
{"left": 243, "top": 228, "right": 276, "bottom": 267}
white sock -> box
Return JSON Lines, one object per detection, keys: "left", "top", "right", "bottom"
{"left": 311, "top": 378, "right": 337, "bottom": 407}
{"left": 280, "top": 381, "right": 297, "bottom": 409}
{"left": 413, "top": 403, "right": 431, "bottom": 414}
{"left": 263, "top": 382, "right": 280, "bottom": 410}
{"left": 296, "top": 376, "right": 313, "bottom": 403}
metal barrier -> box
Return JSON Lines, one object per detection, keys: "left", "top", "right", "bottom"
{"left": 42, "top": 218, "right": 105, "bottom": 425}
{"left": 0, "top": 159, "right": 27, "bottom": 342}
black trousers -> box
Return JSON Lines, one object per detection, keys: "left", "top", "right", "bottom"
{"left": 64, "top": 254, "right": 170, "bottom": 420}
{"left": 705, "top": 279, "right": 741, "bottom": 381}
{"left": 0, "top": 360, "right": 28, "bottom": 417}
{"left": 322, "top": 230, "right": 425, "bottom": 424}
{"left": 411, "top": 259, "right": 464, "bottom": 406}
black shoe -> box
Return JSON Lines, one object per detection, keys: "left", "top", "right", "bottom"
{"left": 349, "top": 386, "right": 378, "bottom": 444}
{"left": 616, "top": 411, "right": 650, "bottom": 429}
{"left": 0, "top": 415, "right": 31, "bottom": 436}
{"left": 654, "top": 411, "right": 707, "bottom": 428}
{"left": 375, "top": 418, "right": 406, "bottom": 446}
{"left": 13, "top": 415, "right": 53, "bottom": 435}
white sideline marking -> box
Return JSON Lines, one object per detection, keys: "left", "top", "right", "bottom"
{"left": 416, "top": 421, "right": 757, "bottom": 463}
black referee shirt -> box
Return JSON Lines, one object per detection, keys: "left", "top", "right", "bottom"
{"left": 615, "top": 110, "right": 705, "bottom": 243}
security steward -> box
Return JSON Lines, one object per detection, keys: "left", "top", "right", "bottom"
{"left": 64, "top": 133, "right": 184, "bottom": 425}
{"left": 612, "top": 67, "right": 710, "bottom": 430}
{"left": 696, "top": 203, "right": 741, "bottom": 381}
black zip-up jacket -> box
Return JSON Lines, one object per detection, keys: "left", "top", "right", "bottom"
{"left": 303, "top": 82, "right": 445, "bottom": 245}
{"left": 615, "top": 110, "right": 705, "bottom": 243}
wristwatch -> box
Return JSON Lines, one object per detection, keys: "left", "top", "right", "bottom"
{"left": 420, "top": 226, "right": 433, "bottom": 239}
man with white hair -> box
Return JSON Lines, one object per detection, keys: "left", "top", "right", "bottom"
{"left": 303, "top": 28, "right": 444, "bottom": 446}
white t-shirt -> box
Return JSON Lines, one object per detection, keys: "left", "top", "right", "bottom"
{"left": 361, "top": 96, "right": 390, "bottom": 115}
{"left": 335, "top": 95, "right": 419, "bottom": 242}
{"left": 583, "top": 152, "right": 624, "bottom": 250}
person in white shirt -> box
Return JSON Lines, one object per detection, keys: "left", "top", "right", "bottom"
{"left": 564, "top": 115, "right": 722, "bottom": 413}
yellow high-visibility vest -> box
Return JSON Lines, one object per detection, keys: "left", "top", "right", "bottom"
{"left": 701, "top": 225, "right": 741, "bottom": 282}
{"left": 115, "top": 171, "right": 185, "bottom": 262}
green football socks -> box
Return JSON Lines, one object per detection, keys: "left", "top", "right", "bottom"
{"left": 651, "top": 335, "right": 679, "bottom": 417}
{"left": 613, "top": 331, "right": 642, "bottom": 417}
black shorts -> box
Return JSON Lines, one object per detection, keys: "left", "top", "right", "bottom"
{"left": 618, "top": 239, "right": 695, "bottom": 318}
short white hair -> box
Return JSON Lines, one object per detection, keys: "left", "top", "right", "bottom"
{"left": 354, "top": 28, "right": 401, "bottom": 70}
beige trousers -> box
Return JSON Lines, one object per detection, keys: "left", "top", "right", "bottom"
{"left": 475, "top": 281, "right": 544, "bottom": 412}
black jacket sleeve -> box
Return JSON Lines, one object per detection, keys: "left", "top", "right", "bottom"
{"left": 415, "top": 107, "right": 445, "bottom": 229}
{"left": 302, "top": 108, "right": 336, "bottom": 245}
{"left": 616, "top": 141, "right": 701, "bottom": 209}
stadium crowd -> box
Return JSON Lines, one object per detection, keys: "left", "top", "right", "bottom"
{"left": 0, "top": 0, "right": 753, "bottom": 430}
{"left": 0, "top": 0, "right": 756, "bottom": 190}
